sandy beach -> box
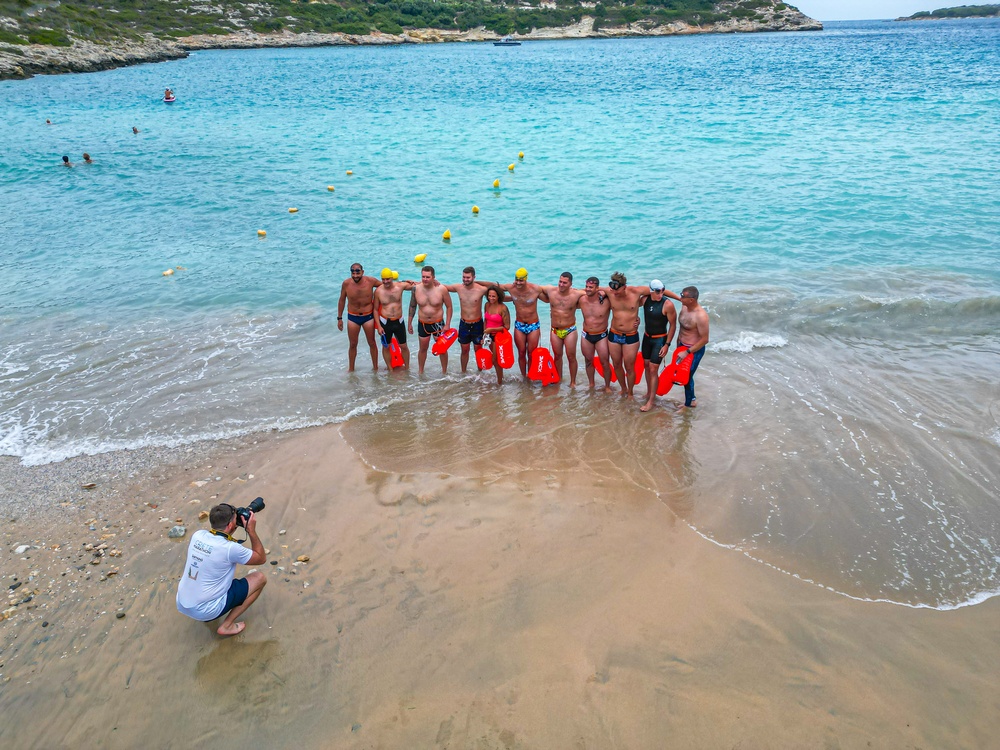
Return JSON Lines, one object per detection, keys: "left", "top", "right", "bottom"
{"left": 2, "top": 423, "right": 998, "bottom": 748}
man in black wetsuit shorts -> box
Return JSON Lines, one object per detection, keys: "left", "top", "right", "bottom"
{"left": 639, "top": 279, "right": 677, "bottom": 412}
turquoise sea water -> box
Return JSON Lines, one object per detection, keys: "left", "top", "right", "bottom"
{"left": 2, "top": 20, "right": 999, "bottom": 608}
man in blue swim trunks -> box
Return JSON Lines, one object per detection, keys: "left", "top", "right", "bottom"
{"left": 337, "top": 263, "right": 381, "bottom": 372}
{"left": 500, "top": 268, "right": 546, "bottom": 379}
{"left": 605, "top": 271, "right": 651, "bottom": 399}
{"left": 176, "top": 503, "right": 267, "bottom": 637}
{"left": 675, "top": 286, "right": 710, "bottom": 410}
{"left": 442, "top": 266, "right": 499, "bottom": 374}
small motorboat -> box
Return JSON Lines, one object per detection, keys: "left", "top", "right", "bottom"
{"left": 493, "top": 36, "right": 521, "bottom": 46}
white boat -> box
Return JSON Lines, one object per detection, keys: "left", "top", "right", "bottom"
{"left": 493, "top": 36, "right": 521, "bottom": 46}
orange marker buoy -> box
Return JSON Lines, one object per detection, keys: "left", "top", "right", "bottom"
{"left": 495, "top": 330, "right": 515, "bottom": 369}
{"left": 431, "top": 328, "right": 459, "bottom": 356}
{"left": 593, "top": 355, "right": 617, "bottom": 383}
{"left": 389, "top": 338, "right": 404, "bottom": 369}
{"left": 657, "top": 346, "right": 691, "bottom": 395}
{"left": 476, "top": 348, "right": 493, "bottom": 370}
{"left": 529, "top": 348, "right": 559, "bottom": 384}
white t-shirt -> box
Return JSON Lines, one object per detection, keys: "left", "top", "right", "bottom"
{"left": 176, "top": 529, "right": 253, "bottom": 621}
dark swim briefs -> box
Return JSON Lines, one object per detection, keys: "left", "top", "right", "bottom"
{"left": 347, "top": 312, "right": 374, "bottom": 326}
{"left": 641, "top": 334, "right": 669, "bottom": 364}
{"left": 609, "top": 329, "right": 639, "bottom": 346}
{"left": 380, "top": 317, "right": 406, "bottom": 347}
{"left": 418, "top": 320, "right": 444, "bottom": 339}
{"left": 584, "top": 330, "right": 608, "bottom": 345}
{"left": 458, "top": 319, "right": 484, "bottom": 346}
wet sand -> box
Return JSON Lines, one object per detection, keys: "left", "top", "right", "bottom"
{"left": 2, "top": 424, "right": 998, "bottom": 748}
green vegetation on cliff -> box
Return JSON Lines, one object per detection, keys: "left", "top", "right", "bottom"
{"left": 0, "top": 0, "right": 809, "bottom": 45}
{"left": 903, "top": 4, "right": 1000, "bottom": 18}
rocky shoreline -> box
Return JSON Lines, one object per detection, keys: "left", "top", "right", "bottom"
{"left": 1, "top": 14, "right": 821, "bottom": 82}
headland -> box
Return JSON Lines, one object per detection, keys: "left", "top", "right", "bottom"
{"left": 0, "top": 1, "right": 821, "bottom": 81}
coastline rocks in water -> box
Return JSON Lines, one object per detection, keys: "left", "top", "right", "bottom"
{"left": 1, "top": 8, "right": 821, "bottom": 81}
{"left": 0, "top": 35, "right": 187, "bottom": 81}
{"left": 167, "top": 525, "right": 187, "bottom": 539}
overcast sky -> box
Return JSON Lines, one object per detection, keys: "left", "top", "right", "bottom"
{"left": 794, "top": 1, "right": 939, "bottom": 21}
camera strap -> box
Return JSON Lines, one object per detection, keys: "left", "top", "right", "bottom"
{"left": 208, "top": 529, "right": 235, "bottom": 542}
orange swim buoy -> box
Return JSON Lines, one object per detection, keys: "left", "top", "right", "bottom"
{"left": 495, "top": 330, "right": 515, "bottom": 369}
{"left": 389, "top": 338, "right": 404, "bottom": 369}
{"left": 593, "top": 355, "right": 617, "bottom": 383}
{"left": 634, "top": 351, "right": 645, "bottom": 384}
{"left": 431, "top": 327, "right": 458, "bottom": 356}
{"left": 657, "top": 346, "right": 691, "bottom": 394}
{"left": 476, "top": 348, "right": 493, "bottom": 370}
{"left": 672, "top": 346, "right": 693, "bottom": 386}
{"left": 529, "top": 348, "right": 559, "bottom": 385}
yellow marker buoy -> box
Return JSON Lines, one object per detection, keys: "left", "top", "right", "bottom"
{"left": 392, "top": 270, "right": 399, "bottom": 279}
{"left": 346, "top": 170, "right": 353, "bottom": 175}
{"left": 518, "top": 151, "right": 524, "bottom": 159}
{"left": 472, "top": 205, "right": 479, "bottom": 214}
{"left": 414, "top": 253, "right": 427, "bottom": 263}
{"left": 327, "top": 185, "right": 335, "bottom": 192}
{"left": 442, "top": 229, "right": 451, "bottom": 241}
{"left": 257, "top": 229, "right": 267, "bottom": 237}
{"left": 162, "top": 268, "right": 174, "bottom": 277}
{"left": 288, "top": 207, "right": 298, "bottom": 213}
{"left": 508, "top": 163, "right": 515, "bottom": 172}
{"left": 493, "top": 178, "right": 500, "bottom": 188}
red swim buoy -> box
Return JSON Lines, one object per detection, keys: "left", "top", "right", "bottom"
{"left": 530, "top": 348, "right": 559, "bottom": 385}
{"left": 431, "top": 327, "right": 458, "bottom": 356}
{"left": 592, "top": 355, "right": 617, "bottom": 383}
{"left": 672, "top": 346, "right": 693, "bottom": 386}
{"left": 476, "top": 347, "right": 493, "bottom": 370}
{"left": 495, "top": 330, "right": 515, "bottom": 369}
{"left": 657, "top": 346, "right": 691, "bottom": 395}
{"left": 634, "top": 351, "right": 645, "bottom": 384}
{"left": 389, "top": 338, "right": 404, "bottom": 369}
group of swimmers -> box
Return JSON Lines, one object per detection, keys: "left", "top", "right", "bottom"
{"left": 338, "top": 264, "right": 710, "bottom": 411}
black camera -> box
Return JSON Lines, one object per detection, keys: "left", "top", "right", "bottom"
{"left": 235, "top": 497, "right": 265, "bottom": 527}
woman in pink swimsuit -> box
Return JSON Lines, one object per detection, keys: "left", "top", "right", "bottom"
{"left": 483, "top": 286, "right": 510, "bottom": 385}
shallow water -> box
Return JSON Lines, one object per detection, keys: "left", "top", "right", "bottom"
{"left": 1, "top": 20, "right": 999, "bottom": 608}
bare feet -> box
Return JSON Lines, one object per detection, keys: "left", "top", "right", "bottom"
{"left": 639, "top": 402, "right": 653, "bottom": 412}
{"left": 217, "top": 621, "right": 246, "bottom": 637}
{"left": 676, "top": 399, "right": 697, "bottom": 411}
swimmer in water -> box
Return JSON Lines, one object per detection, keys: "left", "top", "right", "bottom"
{"left": 83, "top": 153, "right": 93, "bottom": 164}
{"left": 61, "top": 155, "right": 73, "bottom": 167}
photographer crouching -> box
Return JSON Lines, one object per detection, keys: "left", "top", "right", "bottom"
{"left": 176, "top": 498, "right": 267, "bottom": 637}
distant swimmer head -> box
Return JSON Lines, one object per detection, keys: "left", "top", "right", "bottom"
{"left": 515, "top": 267, "right": 528, "bottom": 281}
{"left": 609, "top": 272, "right": 627, "bottom": 290}
{"left": 62, "top": 155, "right": 70, "bottom": 164}
{"left": 649, "top": 279, "right": 664, "bottom": 292}
{"left": 381, "top": 267, "right": 393, "bottom": 280}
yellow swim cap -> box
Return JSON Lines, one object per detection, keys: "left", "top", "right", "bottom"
{"left": 515, "top": 267, "right": 528, "bottom": 280}
{"left": 381, "top": 267, "right": 393, "bottom": 279}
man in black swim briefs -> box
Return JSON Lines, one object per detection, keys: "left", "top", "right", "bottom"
{"left": 605, "top": 271, "right": 651, "bottom": 399}
{"left": 337, "top": 263, "right": 381, "bottom": 372}
{"left": 578, "top": 276, "right": 613, "bottom": 389}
